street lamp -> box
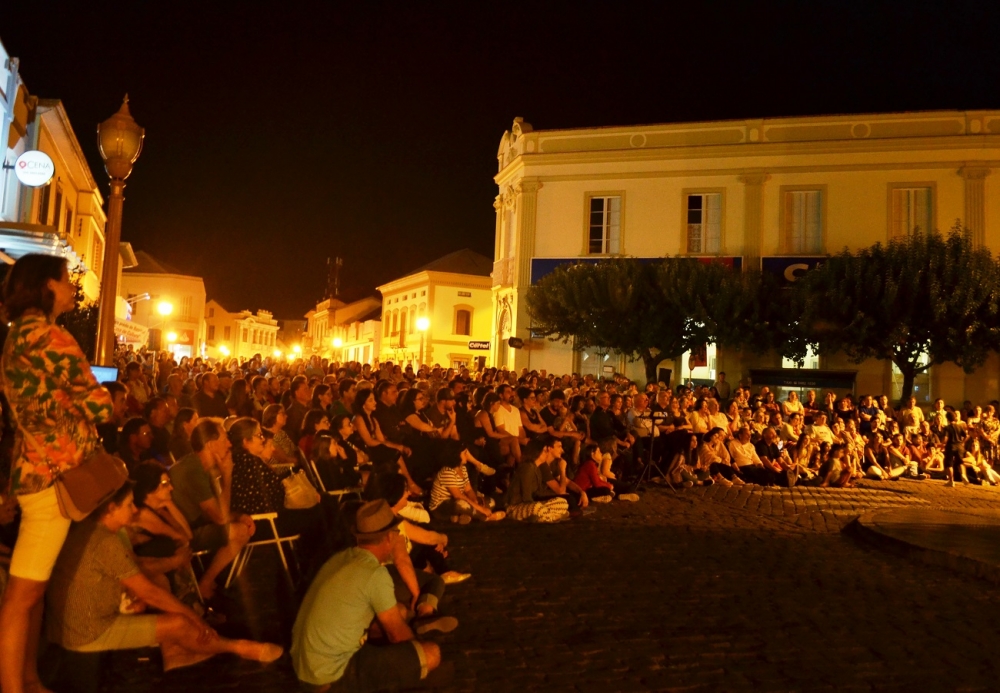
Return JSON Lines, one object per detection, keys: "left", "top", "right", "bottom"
{"left": 157, "top": 301, "right": 173, "bottom": 317}
{"left": 219, "top": 344, "right": 230, "bottom": 357}
{"left": 166, "top": 331, "right": 177, "bottom": 343}
{"left": 416, "top": 316, "right": 430, "bottom": 368}
{"left": 95, "top": 96, "right": 145, "bottom": 365}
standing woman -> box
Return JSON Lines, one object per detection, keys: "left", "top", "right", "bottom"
{"left": 0, "top": 255, "right": 114, "bottom": 693}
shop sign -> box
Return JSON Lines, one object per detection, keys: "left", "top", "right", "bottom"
{"left": 761, "top": 256, "right": 826, "bottom": 287}
{"left": 14, "top": 151, "right": 55, "bottom": 187}
{"left": 468, "top": 340, "right": 490, "bottom": 350}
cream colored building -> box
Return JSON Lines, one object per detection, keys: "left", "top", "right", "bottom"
{"left": 378, "top": 249, "right": 493, "bottom": 370}
{"left": 121, "top": 251, "right": 206, "bottom": 360}
{"left": 204, "top": 299, "right": 279, "bottom": 361}
{"left": 493, "top": 112, "right": 1000, "bottom": 404}
{"left": 0, "top": 39, "right": 107, "bottom": 302}
{"left": 305, "top": 296, "right": 382, "bottom": 364}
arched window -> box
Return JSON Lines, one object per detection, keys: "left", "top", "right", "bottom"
{"left": 455, "top": 308, "right": 472, "bottom": 336}
{"left": 392, "top": 310, "right": 399, "bottom": 335}
{"left": 399, "top": 309, "right": 408, "bottom": 346}
{"left": 384, "top": 310, "right": 390, "bottom": 337}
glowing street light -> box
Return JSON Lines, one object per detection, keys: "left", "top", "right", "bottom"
{"left": 273, "top": 349, "right": 282, "bottom": 358}
{"left": 332, "top": 337, "right": 343, "bottom": 348}
{"left": 95, "top": 96, "right": 145, "bottom": 365}
{"left": 157, "top": 301, "right": 173, "bottom": 316}
{"left": 416, "top": 317, "right": 430, "bottom": 367}
{"left": 292, "top": 344, "right": 302, "bottom": 355}
{"left": 166, "top": 331, "right": 177, "bottom": 343}
{"left": 219, "top": 344, "right": 230, "bottom": 357}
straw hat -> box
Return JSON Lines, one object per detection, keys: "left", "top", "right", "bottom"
{"left": 352, "top": 499, "right": 403, "bottom": 541}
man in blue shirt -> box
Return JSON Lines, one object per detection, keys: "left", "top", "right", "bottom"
{"left": 292, "top": 500, "right": 444, "bottom": 692}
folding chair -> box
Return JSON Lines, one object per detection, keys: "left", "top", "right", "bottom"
{"left": 309, "top": 457, "right": 363, "bottom": 503}
{"left": 225, "top": 512, "right": 300, "bottom": 588}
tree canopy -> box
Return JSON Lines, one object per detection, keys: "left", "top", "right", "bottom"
{"left": 796, "top": 224, "right": 1000, "bottom": 402}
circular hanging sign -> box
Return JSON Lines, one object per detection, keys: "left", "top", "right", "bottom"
{"left": 14, "top": 150, "right": 55, "bottom": 187}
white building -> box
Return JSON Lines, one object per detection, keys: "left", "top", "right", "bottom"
{"left": 121, "top": 251, "right": 206, "bottom": 359}
{"left": 204, "top": 299, "right": 279, "bottom": 361}
{"left": 305, "top": 295, "right": 382, "bottom": 364}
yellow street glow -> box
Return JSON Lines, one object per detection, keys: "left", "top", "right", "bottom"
{"left": 156, "top": 301, "right": 173, "bottom": 316}
{"left": 166, "top": 331, "right": 177, "bottom": 342}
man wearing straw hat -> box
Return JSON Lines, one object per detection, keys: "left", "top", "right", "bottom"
{"left": 291, "top": 499, "right": 446, "bottom": 692}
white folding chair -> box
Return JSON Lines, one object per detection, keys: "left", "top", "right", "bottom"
{"left": 224, "top": 512, "right": 300, "bottom": 588}
{"left": 309, "top": 457, "right": 363, "bottom": 502}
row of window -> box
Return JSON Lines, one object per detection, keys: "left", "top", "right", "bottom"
{"left": 206, "top": 324, "right": 275, "bottom": 346}
{"left": 587, "top": 185, "right": 934, "bottom": 255}
{"left": 381, "top": 307, "right": 475, "bottom": 340}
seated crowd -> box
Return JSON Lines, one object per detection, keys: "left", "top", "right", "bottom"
{"left": 5, "top": 346, "right": 1000, "bottom": 692}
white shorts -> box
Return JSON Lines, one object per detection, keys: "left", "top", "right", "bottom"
{"left": 9, "top": 486, "right": 72, "bottom": 582}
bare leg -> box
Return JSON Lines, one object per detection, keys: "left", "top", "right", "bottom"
{"left": 0, "top": 576, "right": 48, "bottom": 693}
{"left": 156, "top": 614, "right": 282, "bottom": 671}
{"left": 199, "top": 525, "right": 251, "bottom": 599}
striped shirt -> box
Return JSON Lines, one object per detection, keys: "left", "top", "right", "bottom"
{"left": 429, "top": 465, "right": 469, "bottom": 510}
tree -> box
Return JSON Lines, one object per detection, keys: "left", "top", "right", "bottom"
{"left": 58, "top": 276, "right": 100, "bottom": 363}
{"left": 526, "top": 258, "right": 714, "bottom": 383}
{"left": 796, "top": 224, "right": 1000, "bottom": 403}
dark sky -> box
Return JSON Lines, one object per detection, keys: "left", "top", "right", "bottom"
{"left": 4, "top": 1, "right": 999, "bottom": 317}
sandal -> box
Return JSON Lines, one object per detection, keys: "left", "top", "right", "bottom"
{"left": 486, "top": 511, "right": 506, "bottom": 521}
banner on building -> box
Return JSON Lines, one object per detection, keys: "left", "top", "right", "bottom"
{"left": 114, "top": 319, "right": 148, "bottom": 345}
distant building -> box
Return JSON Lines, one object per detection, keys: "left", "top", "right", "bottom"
{"left": 377, "top": 249, "right": 493, "bottom": 370}
{"left": 276, "top": 318, "right": 308, "bottom": 357}
{"left": 305, "top": 295, "right": 382, "bottom": 364}
{"left": 493, "top": 113, "right": 1000, "bottom": 403}
{"left": 204, "top": 299, "right": 279, "bottom": 361}
{"left": 121, "top": 251, "right": 206, "bottom": 360}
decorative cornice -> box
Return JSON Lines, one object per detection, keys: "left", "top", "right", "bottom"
{"left": 515, "top": 179, "right": 543, "bottom": 195}
{"left": 738, "top": 171, "right": 771, "bottom": 186}
{"left": 959, "top": 164, "right": 992, "bottom": 180}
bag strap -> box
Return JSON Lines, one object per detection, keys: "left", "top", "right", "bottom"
{"left": 16, "top": 422, "right": 60, "bottom": 478}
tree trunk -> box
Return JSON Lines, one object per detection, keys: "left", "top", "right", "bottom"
{"left": 896, "top": 361, "right": 916, "bottom": 407}
{"left": 641, "top": 349, "right": 659, "bottom": 384}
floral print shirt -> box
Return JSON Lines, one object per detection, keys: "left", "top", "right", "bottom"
{"left": 3, "top": 314, "right": 114, "bottom": 495}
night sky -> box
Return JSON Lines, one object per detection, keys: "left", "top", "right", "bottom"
{"left": 4, "top": 1, "right": 999, "bottom": 318}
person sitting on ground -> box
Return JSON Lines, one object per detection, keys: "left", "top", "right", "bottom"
{"left": 806, "top": 412, "right": 835, "bottom": 446}
{"left": 169, "top": 419, "right": 256, "bottom": 599}
{"left": 779, "top": 412, "right": 803, "bottom": 445}
{"left": 572, "top": 443, "right": 640, "bottom": 502}
{"left": 964, "top": 436, "right": 999, "bottom": 485}
{"left": 887, "top": 432, "right": 921, "bottom": 479}
{"left": 706, "top": 399, "right": 730, "bottom": 439}
{"left": 504, "top": 437, "right": 572, "bottom": 522}
{"left": 291, "top": 499, "right": 447, "bottom": 692}
{"left": 428, "top": 442, "right": 503, "bottom": 523}
{"left": 130, "top": 462, "right": 201, "bottom": 608}
{"left": 667, "top": 433, "right": 708, "bottom": 487}
{"left": 380, "top": 474, "right": 470, "bottom": 584}
{"left": 46, "top": 479, "right": 282, "bottom": 671}
{"left": 862, "top": 430, "right": 892, "bottom": 480}
{"left": 728, "top": 425, "right": 772, "bottom": 486}
{"left": 818, "top": 444, "right": 853, "bottom": 487}
{"left": 353, "top": 388, "right": 421, "bottom": 496}
{"left": 697, "top": 427, "right": 743, "bottom": 487}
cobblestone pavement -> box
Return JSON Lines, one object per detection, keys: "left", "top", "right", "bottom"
{"left": 86, "top": 480, "right": 1000, "bottom": 692}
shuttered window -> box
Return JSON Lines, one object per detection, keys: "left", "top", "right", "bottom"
{"left": 891, "top": 187, "right": 931, "bottom": 238}
{"left": 686, "top": 193, "right": 721, "bottom": 253}
{"left": 784, "top": 190, "right": 822, "bottom": 253}
{"left": 588, "top": 196, "right": 621, "bottom": 254}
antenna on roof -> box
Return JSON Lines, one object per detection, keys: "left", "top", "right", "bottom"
{"left": 326, "top": 256, "right": 343, "bottom": 300}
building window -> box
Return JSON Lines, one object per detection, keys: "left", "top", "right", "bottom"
{"left": 685, "top": 193, "right": 721, "bottom": 254}
{"left": 241, "top": 328, "right": 248, "bottom": 343}
{"left": 224, "top": 326, "right": 231, "bottom": 341}
{"left": 180, "top": 296, "right": 192, "bottom": 320}
{"left": 37, "top": 184, "right": 52, "bottom": 224}
{"left": 53, "top": 187, "right": 63, "bottom": 232}
{"left": 92, "top": 238, "right": 103, "bottom": 278}
{"left": 890, "top": 186, "right": 932, "bottom": 238}
{"left": 455, "top": 309, "right": 472, "bottom": 336}
{"left": 400, "top": 309, "right": 408, "bottom": 344}
{"left": 208, "top": 325, "right": 215, "bottom": 340}
{"left": 65, "top": 207, "right": 73, "bottom": 238}
{"left": 384, "top": 312, "right": 391, "bottom": 337}
{"left": 587, "top": 196, "right": 621, "bottom": 255}
{"left": 208, "top": 307, "right": 215, "bottom": 318}
{"left": 783, "top": 189, "right": 823, "bottom": 253}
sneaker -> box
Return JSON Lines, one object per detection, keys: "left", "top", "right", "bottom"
{"left": 479, "top": 464, "right": 496, "bottom": 477}
{"left": 682, "top": 481, "right": 694, "bottom": 488}
{"left": 945, "top": 479, "right": 955, "bottom": 487}
{"left": 414, "top": 615, "right": 459, "bottom": 635}
{"left": 591, "top": 494, "right": 613, "bottom": 503}
{"left": 442, "top": 572, "right": 472, "bottom": 585}
{"left": 617, "top": 492, "right": 640, "bottom": 502}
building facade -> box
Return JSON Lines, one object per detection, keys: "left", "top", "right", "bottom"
{"left": 121, "top": 251, "right": 206, "bottom": 360}
{"left": 378, "top": 249, "right": 493, "bottom": 370}
{"left": 493, "top": 113, "right": 1000, "bottom": 404}
{"left": 1, "top": 39, "right": 108, "bottom": 300}
{"left": 204, "top": 299, "right": 279, "bottom": 361}
{"left": 305, "top": 295, "right": 382, "bottom": 364}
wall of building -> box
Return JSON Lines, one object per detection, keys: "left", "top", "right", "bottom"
{"left": 121, "top": 273, "right": 206, "bottom": 358}
{"left": 493, "top": 112, "right": 1000, "bottom": 403}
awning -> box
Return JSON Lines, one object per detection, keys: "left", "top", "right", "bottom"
{"left": 115, "top": 318, "right": 148, "bottom": 344}
{"left": 0, "top": 222, "right": 84, "bottom": 271}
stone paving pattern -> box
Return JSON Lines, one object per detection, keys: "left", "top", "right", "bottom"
{"left": 85, "top": 479, "right": 1000, "bottom": 692}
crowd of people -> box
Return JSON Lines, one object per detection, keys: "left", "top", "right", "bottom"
{"left": 1, "top": 254, "right": 1000, "bottom": 692}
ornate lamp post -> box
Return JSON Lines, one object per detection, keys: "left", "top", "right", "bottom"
{"left": 95, "top": 96, "right": 145, "bottom": 365}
